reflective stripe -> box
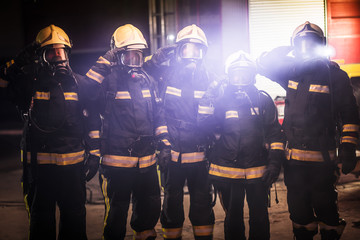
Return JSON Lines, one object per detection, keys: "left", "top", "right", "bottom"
{"left": 162, "top": 139, "right": 171, "bottom": 146}
{"left": 115, "top": 91, "right": 131, "bottom": 99}
{"left": 96, "top": 56, "right": 111, "bottom": 65}
{"left": 288, "top": 80, "right": 298, "bottom": 90}
{"left": 270, "top": 142, "right": 285, "bottom": 150}
{"left": 251, "top": 107, "right": 259, "bottom": 115}
{"left": 181, "top": 152, "right": 206, "bottom": 163}
{"left": 6, "top": 59, "right": 14, "bottom": 68}
{"left": 142, "top": 89, "right": 151, "bottom": 98}
{"left": 209, "top": 164, "right": 266, "bottom": 179}
{"left": 198, "top": 105, "right": 214, "bottom": 115}
{"left": 166, "top": 86, "right": 182, "bottom": 97}
{"left": 286, "top": 148, "right": 336, "bottom": 162}
{"left": 194, "top": 90, "right": 205, "bottom": 99}
{"left": 343, "top": 124, "right": 359, "bottom": 132}
{"left": 226, "top": 110, "right": 238, "bottom": 119}
{"left": 89, "top": 130, "right": 100, "bottom": 139}
{"left": 101, "top": 154, "right": 156, "bottom": 168}
{"left": 162, "top": 227, "right": 182, "bottom": 239}
{"left": 27, "top": 150, "right": 85, "bottom": 165}
{"left": 90, "top": 149, "right": 100, "bottom": 157}
{"left": 0, "top": 78, "right": 9, "bottom": 88}
{"left": 341, "top": 136, "right": 358, "bottom": 145}
{"left": 101, "top": 174, "right": 110, "bottom": 235}
{"left": 309, "top": 84, "right": 330, "bottom": 94}
{"left": 134, "top": 229, "right": 156, "bottom": 240}
{"left": 155, "top": 126, "right": 168, "bottom": 136}
{"left": 144, "top": 55, "right": 152, "bottom": 62}
{"left": 34, "top": 91, "right": 50, "bottom": 100}
{"left": 86, "top": 69, "right": 104, "bottom": 84}
{"left": 64, "top": 92, "right": 78, "bottom": 101}
{"left": 171, "top": 150, "right": 180, "bottom": 162}
{"left": 193, "top": 225, "right": 214, "bottom": 237}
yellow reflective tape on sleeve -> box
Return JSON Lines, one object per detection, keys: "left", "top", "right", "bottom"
{"left": 341, "top": 136, "right": 358, "bottom": 145}
{"left": 162, "top": 139, "right": 171, "bottom": 146}
{"left": 309, "top": 84, "right": 330, "bottom": 94}
{"left": 270, "top": 142, "right": 285, "bottom": 150}
{"left": 194, "top": 90, "right": 205, "bottom": 99}
{"left": 134, "top": 229, "right": 157, "bottom": 240}
{"left": 288, "top": 80, "right": 298, "bottom": 90}
{"left": 115, "top": 91, "right": 131, "bottom": 99}
{"left": 6, "top": 59, "right": 14, "bottom": 68}
{"left": 225, "top": 110, "right": 238, "bottom": 119}
{"left": 171, "top": 150, "right": 180, "bottom": 162}
{"left": 27, "top": 150, "right": 85, "bottom": 165}
{"left": 166, "top": 86, "right": 182, "bottom": 97}
{"left": 343, "top": 124, "right": 360, "bottom": 132}
{"left": 287, "top": 148, "right": 336, "bottom": 162}
{"left": 193, "top": 225, "right": 214, "bottom": 237}
{"left": 96, "top": 56, "right": 111, "bottom": 65}
{"left": 155, "top": 126, "right": 168, "bottom": 136}
{"left": 86, "top": 69, "right": 105, "bottom": 84}
{"left": 142, "top": 89, "right": 151, "bottom": 98}
{"left": 181, "top": 152, "right": 206, "bottom": 163}
{"left": 144, "top": 55, "right": 152, "bottom": 62}
{"left": 89, "top": 130, "right": 100, "bottom": 139}
{"left": 34, "top": 91, "right": 50, "bottom": 100}
{"left": 90, "top": 149, "right": 100, "bottom": 157}
{"left": 198, "top": 105, "right": 214, "bottom": 115}
{"left": 0, "top": 78, "right": 9, "bottom": 88}
{"left": 162, "top": 227, "right": 182, "bottom": 239}
{"left": 64, "top": 92, "right": 79, "bottom": 101}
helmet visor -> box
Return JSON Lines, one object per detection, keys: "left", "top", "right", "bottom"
{"left": 44, "top": 46, "right": 68, "bottom": 63}
{"left": 228, "top": 68, "right": 255, "bottom": 86}
{"left": 121, "top": 50, "right": 143, "bottom": 67}
{"left": 294, "top": 35, "right": 324, "bottom": 59}
{"left": 179, "top": 43, "right": 204, "bottom": 60}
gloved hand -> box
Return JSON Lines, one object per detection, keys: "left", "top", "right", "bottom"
{"left": 84, "top": 154, "right": 100, "bottom": 182}
{"left": 102, "top": 48, "right": 120, "bottom": 65}
{"left": 157, "top": 146, "right": 172, "bottom": 172}
{"left": 339, "top": 143, "right": 357, "bottom": 175}
{"left": 14, "top": 41, "right": 40, "bottom": 68}
{"left": 151, "top": 45, "right": 176, "bottom": 65}
{"left": 262, "top": 150, "right": 285, "bottom": 187}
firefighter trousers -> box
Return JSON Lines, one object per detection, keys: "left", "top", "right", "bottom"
{"left": 214, "top": 179, "right": 270, "bottom": 240}
{"left": 99, "top": 165, "right": 161, "bottom": 240}
{"left": 160, "top": 161, "right": 215, "bottom": 240}
{"left": 23, "top": 163, "right": 87, "bottom": 240}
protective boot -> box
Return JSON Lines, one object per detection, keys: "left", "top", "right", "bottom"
{"left": 319, "top": 219, "right": 346, "bottom": 240}
{"left": 320, "top": 229, "right": 340, "bottom": 240}
{"left": 293, "top": 227, "right": 317, "bottom": 240}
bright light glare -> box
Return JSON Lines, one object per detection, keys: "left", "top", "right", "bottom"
{"left": 167, "top": 34, "right": 175, "bottom": 41}
{"left": 255, "top": 75, "right": 286, "bottom": 99}
{"left": 315, "top": 45, "right": 336, "bottom": 58}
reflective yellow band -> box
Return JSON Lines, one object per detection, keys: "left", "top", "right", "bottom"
{"left": 286, "top": 148, "right": 336, "bottom": 162}
{"left": 34, "top": 91, "right": 50, "bottom": 100}
{"left": 251, "top": 107, "right": 260, "bottom": 115}
{"left": 64, "top": 92, "right": 78, "bottom": 101}
{"left": 96, "top": 56, "right": 111, "bottom": 65}
{"left": 0, "top": 78, "right": 9, "bottom": 88}
{"left": 288, "top": 80, "right": 298, "bottom": 90}
{"left": 193, "top": 225, "right": 214, "bottom": 237}
{"left": 209, "top": 164, "right": 266, "bottom": 179}
{"left": 144, "top": 55, "right": 152, "bottom": 62}
{"left": 89, "top": 130, "right": 100, "bottom": 139}
{"left": 162, "top": 227, "right": 182, "bottom": 239}
{"left": 171, "top": 150, "right": 205, "bottom": 163}
{"left": 162, "top": 139, "right": 171, "bottom": 146}
{"left": 166, "top": 86, "right": 182, "bottom": 97}
{"left": 198, "top": 105, "right": 214, "bottom": 115}
{"left": 90, "top": 149, "right": 100, "bottom": 157}
{"left": 101, "top": 154, "right": 156, "bottom": 168}
{"left": 27, "top": 150, "right": 85, "bottom": 165}
{"left": 6, "top": 59, "right": 14, "bottom": 68}
{"left": 101, "top": 174, "right": 110, "bottom": 235}
{"left": 86, "top": 69, "right": 104, "bottom": 84}
{"left": 270, "top": 142, "right": 285, "bottom": 150}
{"left": 309, "top": 84, "right": 330, "bottom": 94}
{"left": 115, "top": 91, "right": 131, "bottom": 99}
{"left": 134, "top": 229, "right": 156, "bottom": 240}
{"left": 341, "top": 136, "right": 358, "bottom": 145}
{"left": 343, "top": 124, "right": 360, "bottom": 132}
{"left": 171, "top": 150, "right": 180, "bottom": 162}
{"left": 226, "top": 110, "right": 238, "bottom": 119}
{"left": 155, "top": 126, "right": 168, "bottom": 136}
{"left": 293, "top": 221, "right": 318, "bottom": 231}
{"left": 194, "top": 90, "right": 205, "bottom": 99}
{"left": 142, "top": 89, "right": 151, "bottom": 98}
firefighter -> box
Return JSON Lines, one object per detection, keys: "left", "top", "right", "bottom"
{"left": 144, "top": 24, "right": 215, "bottom": 240}
{"left": 198, "top": 51, "right": 285, "bottom": 240}
{"left": 0, "top": 24, "right": 101, "bottom": 240}
{"left": 84, "top": 24, "right": 164, "bottom": 240}
{"left": 257, "top": 21, "right": 360, "bottom": 240}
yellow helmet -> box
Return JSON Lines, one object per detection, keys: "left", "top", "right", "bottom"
{"left": 110, "top": 24, "right": 148, "bottom": 50}
{"left": 176, "top": 24, "right": 208, "bottom": 47}
{"left": 36, "top": 24, "right": 72, "bottom": 48}
{"left": 291, "top": 21, "right": 325, "bottom": 46}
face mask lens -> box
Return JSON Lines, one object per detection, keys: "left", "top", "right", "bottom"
{"left": 294, "top": 36, "right": 323, "bottom": 59}
{"left": 179, "top": 43, "right": 204, "bottom": 59}
{"left": 44, "top": 47, "right": 67, "bottom": 63}
{"left": 121, "top": 50, "right": 143, "bottom": 67}
{"left": 228, "top": 69, "right": 254, "bottom": 86}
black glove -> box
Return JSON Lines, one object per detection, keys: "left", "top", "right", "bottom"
{"left": 151, "top": 45, "right": 176, "bottom": 65}
{"left": 14, "top": 41, "right": 40, "bottom": 68}
{"left": 84, "top": 154, "right": 100, "bottom": 182}
{"left": 339, "top": 143, "right": 357, "bottom": 175}
{"left": 262, "top": 150, "right": 285, "bottom": 187}
{"left": 102, "top": 49, "right": 120, "bottom": 65}
{"left": 157, "top": 147, "right": 171, "bottom": 172}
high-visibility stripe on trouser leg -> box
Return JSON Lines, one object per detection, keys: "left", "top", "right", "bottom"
{"left": 193, "top": 225, "right": 214, "bottom": 237}
{"left": 133, "top": 229, "right": 157, "bottom": 240}
{"left": 162, "top": 227, "right": 182, "bottom": 239}
{"left": 101, "top": 174, "right": 110, "bottom": 240}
